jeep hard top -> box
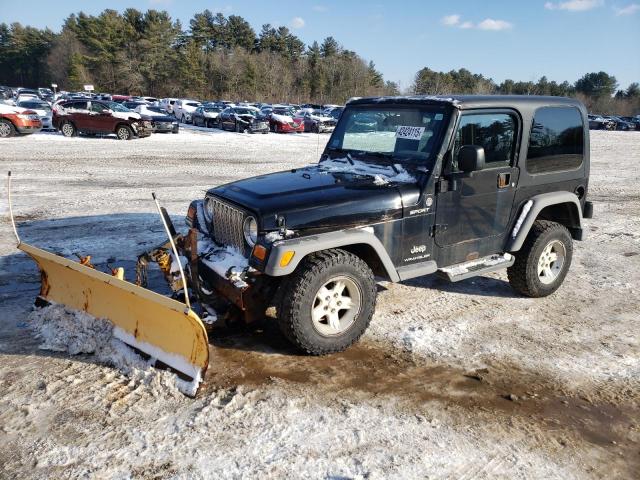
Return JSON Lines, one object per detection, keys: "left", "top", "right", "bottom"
{"left": 156, "top": 95, "right": 593, "bottom": 354}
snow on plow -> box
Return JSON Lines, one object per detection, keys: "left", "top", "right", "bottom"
{"left": 7, "top": 173, "right": 209, "bottom": 396}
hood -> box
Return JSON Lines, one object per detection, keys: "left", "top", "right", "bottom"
{"left": 141, "top": 113, "right": 174, "bottom": 122}
{"left": 271, "top": 114, "right": 294, "bottom": 123}
{"left": 112, "top": 111, "right": 141, "bottom": 120}
{"left": 309, "top": 114, "right": 334, "bottom": 122}
{"left": 237, "top": 114, "right": 260, "bottom": 123}
{"left": 207, "top": 161, "right": 419, "bottom": 232}
{"left": 0, "top": 104, "right": 26, "bottom": 114}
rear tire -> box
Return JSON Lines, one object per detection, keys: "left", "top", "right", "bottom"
{"left": 0, "top": 119, "right": 16, "bottom": 138}
{"left": 60, "top": 121, "right": 76, "bottom": 137}
{"left": 116, "top": 125, "right": 133, "bottom": 140}
{"left": 507, "top": 220, "right": 573, "bottom": 297}
{"left": 277, "top": 249, "right": 377, "bottom": 355}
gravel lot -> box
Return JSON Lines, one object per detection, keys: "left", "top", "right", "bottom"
{"left": 0, "top": 127, "right": 638, "bottom": 479}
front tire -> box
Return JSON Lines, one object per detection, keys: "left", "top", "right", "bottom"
{"left": 116, "top": 125, "right": 133, "bottom": 140}
{"left": 277, "top": 249, "right": 377, "bottom": 355}
{"left": 507, "top": 220, "right": 573, "bottom": 297}
{"left": 0, "top": 119, "right": 16, "bottom": 137}
{"left": 60, "top": 121, "right": 76, "bottom": 137}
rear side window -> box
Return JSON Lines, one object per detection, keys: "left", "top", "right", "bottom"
{"left": 526, "top": 107, "right": 584, "bottom": 174}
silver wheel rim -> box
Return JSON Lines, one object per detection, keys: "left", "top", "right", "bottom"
{"left": 538, "top": 240, "right": 566, "bottom": 285}
{"left": 117, "top": 127, "right": 129, "bottom": 140}
{"left": 0, "top": 122, "right": 10, "bottom": 137}
{"left": 311, "top": 276, "right": 361, "bottom": 337}
{"left": 62, "top": 123, "right": 73, "bottom": 136}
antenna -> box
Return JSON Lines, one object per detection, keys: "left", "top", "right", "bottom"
{"left": 152, "top": 192, "right": 191, "bottom": 311}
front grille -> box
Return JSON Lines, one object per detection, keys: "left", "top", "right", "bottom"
{"left": 209, "top": 197, "right": 245, "bottom": 251}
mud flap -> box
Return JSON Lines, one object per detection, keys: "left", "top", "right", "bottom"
{"left": 19, "top": 242, "right": 209, "bottom": 396}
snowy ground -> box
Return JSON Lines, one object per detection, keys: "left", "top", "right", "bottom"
{"left": 0, "top": 127, "right": 638, "bottom": 479}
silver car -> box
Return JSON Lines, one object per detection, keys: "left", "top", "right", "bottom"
{"left": 17, "top": 99, "right": 53, "bottom": 130}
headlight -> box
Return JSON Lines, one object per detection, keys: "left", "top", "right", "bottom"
{"left": 204, "top": 197, "right": 214, "bottom": 222}
{"left": 243, "top": 216, "right": 258, "bottom": 246}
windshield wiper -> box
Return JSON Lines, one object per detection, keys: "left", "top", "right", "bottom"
{"left": 351, "top": 151, "right": 401, "bottom": 173}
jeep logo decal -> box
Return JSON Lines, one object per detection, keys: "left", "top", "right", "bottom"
{"left": 411, "top": 245, "right": 427, "bottom": 254}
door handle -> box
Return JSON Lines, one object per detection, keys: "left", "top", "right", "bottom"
{"left": 497, "top": 173, "right": 511, "bottom": 188}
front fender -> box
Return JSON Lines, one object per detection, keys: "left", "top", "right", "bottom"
{"left": 263, "top": 229, "right": 400, "bottom": 282}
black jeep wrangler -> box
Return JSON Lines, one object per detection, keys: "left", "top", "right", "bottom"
{"left": 177, "top": 95, "right": 593, "bottom": 354}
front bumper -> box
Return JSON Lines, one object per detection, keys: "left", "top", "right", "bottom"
{"left": 153, "top": 121, "right": 179, "bottom": 132}
{"left": 247, "top": 121, "right": 269, "bottom": 133}
{"left": 274, "top": 122, "right": 304, "bottom": 132}
{"left": 133, "top": 121, "right": 153, "bottom": 138}
{"left": 16, "top": 120, "right": 42, "bottom": 134}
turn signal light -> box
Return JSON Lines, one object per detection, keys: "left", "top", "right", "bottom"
{"left": 252, "top": 244, "right": 267, "bottom": 261}
{"left": 280, "top": 251, "right": 295, "bottom": 267}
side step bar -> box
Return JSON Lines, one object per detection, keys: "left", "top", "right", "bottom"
{"left": 438, "top": 253, "right": 515, "bottom": 282}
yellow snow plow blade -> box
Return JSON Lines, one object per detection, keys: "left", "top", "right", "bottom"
{"left": 18, "top": 242, "right": 209, "bottom": 396}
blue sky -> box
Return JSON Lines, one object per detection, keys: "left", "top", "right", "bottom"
{"left": 1, "top": 0, "right": 638, "bottom": 90}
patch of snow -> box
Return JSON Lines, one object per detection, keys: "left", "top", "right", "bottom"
{"left": 319, "top": 157, "right": 416, "bottom": 184}
{"left": 264, "top": 229, "right": 295, "bottom": 243}
{"left": 200, "top": 246, "right": 249, "bottom": 279}
{"left": 270, "top": 114, "right": 294, "bottom": 123}
{"left": 28, "top": 303, "right": 189, "bottom": 396}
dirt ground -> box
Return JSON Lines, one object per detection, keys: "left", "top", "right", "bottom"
{"left": 0, "top": 127, "right": 638, "bottom": 479}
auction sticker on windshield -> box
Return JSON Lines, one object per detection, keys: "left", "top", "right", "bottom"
{"left": 396, "top": 125, "right": 425, "bottom": 141}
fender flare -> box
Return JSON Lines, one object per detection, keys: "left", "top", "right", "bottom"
{"left": 264, "top": 228, "right": 400, "bottom": 282}
{"left": 507, "top": 191, "right": 583, "bottom": 252}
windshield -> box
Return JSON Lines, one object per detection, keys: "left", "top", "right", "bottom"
{"left": 235, "top": 108, "right": 256, "bottom": 116}
{"left": 327, "top": 106, "right": 449, "bottom": 163}
{"left": 273, "top": 108, "right": 294, "bottom": 116}
{"left": 19, "top": 101, "right": 50, "bottom": 111}
{"left": 108, "top": 102, "right": 131, "bottom": 112}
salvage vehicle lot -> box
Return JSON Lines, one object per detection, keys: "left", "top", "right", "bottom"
{"left": 0, "top": 129, "right": 638, "bottom": 478}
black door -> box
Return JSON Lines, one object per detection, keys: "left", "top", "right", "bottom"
{"left": 435, "top": 110, "right": 520, "bottom": 251}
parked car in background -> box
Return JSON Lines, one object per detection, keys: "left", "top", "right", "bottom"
{"left": 38, "top": 88, "right": 54, "bottom": 102}
{"left": 122, "top": 100, "right": 148, "bottom": 111}
{"left": 160, "top": 98, "right": 179, "bottom": 114}
{"left": 110, "top": 95, "right": 132, "bottom": 103}
{"left": 268, "top": 106, "right": 304, "bottom": 133}
{"left": 192, "top": 104, "right": 223, "bottom": 128}
{"left": 619, "top": 116, "right": 640, "bottom": 131}
{"left": 0, "top": 103, "right": 42, "bottom": 137}
{"left": 17, "top": 99, "right": 53, "bottom": 130}
{"left": 219, "top": 106, "right": 269, "bottom": 133}
{"left": 53, "top": 100, "right": 151, "bottom": 140}
{"left": 606, "top": 116, "right": 635, "bottom": 131}
{"left": 298, "top": 109, "right": 337, "bottom": 133}
{"left": 587, "top": 114, "right": 614, "bottom": 130}
{"left": 134, "top": 104, "right": 179, "bottom": 133}
{"left": 325, "top": 106, "right": 344, "bottom": 120}
{"left": 173, "top": 99, "right": 201, "bottom": 124}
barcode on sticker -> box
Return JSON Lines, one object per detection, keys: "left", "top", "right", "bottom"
{"left": 396, "top": 126, "right": 425, "bottom": 141}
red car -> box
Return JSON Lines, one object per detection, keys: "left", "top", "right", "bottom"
{"left": 0, "top": 104, "right": 42, "bottom": 137}
{"left": 268, "top": 106, "right": 305, "bottom": 133}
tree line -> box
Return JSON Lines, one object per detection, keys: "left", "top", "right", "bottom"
{"left": 0, "top": 8, "right": 637, "bottom": 113}
{"left": 413, "top": 68, "right": 639, "bottom": 116}
{"left": 0, "top": 8, "right": 396, "bottom": 104}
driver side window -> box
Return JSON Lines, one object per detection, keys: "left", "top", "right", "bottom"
{"left": 452, "top": 113, "right": 516, "bottom": 171}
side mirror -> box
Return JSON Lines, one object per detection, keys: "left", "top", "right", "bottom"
{"left": 458, "top": 145, "right": 485, "bottom": 173}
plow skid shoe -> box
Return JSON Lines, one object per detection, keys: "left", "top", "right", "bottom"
{"left": 19, "top": 242, "right": 209, "bottom": 396}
